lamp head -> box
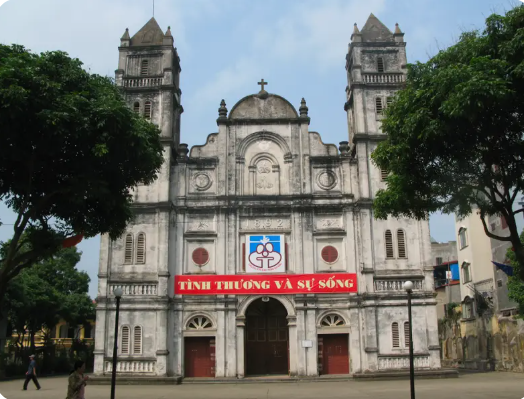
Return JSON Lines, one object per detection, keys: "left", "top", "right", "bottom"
{"left": 403, "top": 281, "right": 414, "bottom": 292}
{"left": 114, "top": 287, "right": 124, "bottom": 298}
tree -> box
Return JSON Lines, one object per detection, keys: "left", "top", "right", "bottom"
{"left": 0, "top": 44, "right": 164, "bottom": 308}
{"left": 371, "top": 5, "right": 524, "bottom": 277}
{"left": 506, "top": 230, "right": 524, "bottom": 315}
{"left": 5, "top": 246, "right": 95, "bottom": 353}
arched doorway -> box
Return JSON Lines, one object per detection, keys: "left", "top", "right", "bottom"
{"left": 245, "top": 297, "right": 289, "bottom": 375}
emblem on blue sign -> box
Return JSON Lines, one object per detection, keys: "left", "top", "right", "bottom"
{"left": 245, "top": 235, "right": 286, "bottom": 273}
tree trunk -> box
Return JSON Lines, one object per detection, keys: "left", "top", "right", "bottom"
{"left": 30, "top": 330, "right": 36, "bottom": 354}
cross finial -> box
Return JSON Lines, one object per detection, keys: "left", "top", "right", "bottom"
{"left": 258, "top": 79, "right": 268, "bottom": 91}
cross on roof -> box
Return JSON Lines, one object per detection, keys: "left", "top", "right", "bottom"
{"left": 258, "top": 79, "right": 268, "bottom": 91}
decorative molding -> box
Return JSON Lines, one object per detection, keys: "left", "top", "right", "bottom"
{"left": 316, "top": 170, "right": 338, "bottom": 191}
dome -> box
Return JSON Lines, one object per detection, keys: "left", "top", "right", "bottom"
{"left": 229, "top": 93, "right": 299, "bottom": 120}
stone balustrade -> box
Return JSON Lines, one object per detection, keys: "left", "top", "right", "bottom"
{"left": 105, "top": 360, "right": 156, "bottom": 373}
{"left": 362, "top": 73, "right": 405, "bottom": 84}
{"left": 374, "top": 279, "right": 423, "bottom": 292}
{"left": 378, "top": 355, "right": 430, "bottom": 370}
{"left": 110, "top": 284, "right": 157, "bottom": 296}
{"left": 123, "top": 77, "right": 163, "bottom": 88}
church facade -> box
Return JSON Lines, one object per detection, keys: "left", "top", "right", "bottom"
{"left": 93, "top": 14, "right": 441, "bottom": 378}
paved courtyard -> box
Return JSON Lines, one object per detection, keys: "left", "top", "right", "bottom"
{"left": 1, "top": 372, "right": 523, "bottom": 399}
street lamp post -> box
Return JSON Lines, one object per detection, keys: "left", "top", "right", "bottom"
{"left": 110, "top": 287, "right": 123, "bottom": 399}
{"left": 403, "top": 280, "right": 415, "bottom": 399}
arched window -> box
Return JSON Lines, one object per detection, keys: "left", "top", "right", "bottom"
{"left": 404, "top": 322, "right": 410, "bottom": 347}
{"left": 124, "top": 233, "right": 133, "bottom": 264}
{"left": 397, "top": 229, "right": 407, "bottom": 259}
{"left": 59, "top": 324, "right": 68, "bottom": 339}
{"left": 377, "top": 57, "right": 385, "bottom": 72}
{"left": 133, "top": 326, "right": 142, "bottom": 354}
{"left": 133, "top": 102, "right": 140, "bottom": 113}
{"left": 385, "top": 230, "right": 394, "bottom": 259}
{"left": 136, "top": 233, "right": 146, "bottom": 264}
{"left": 144, "top": 101, "right": 152, "bottom": 120}
{"left": 121, "top": 326, "right": 130, "bottom": 354}
{"left": 375, "top": 97, "right": 384, "bottom": 115}
{"left": 187, "top": 316, "right": 213, "bottom": 330}
{"left": 392, "top": 322, "right": 400, "bottom": 348}
{"left": 320, "top": 314, "right": 346, "bottom": 327}
{"left": 140, "top": 59, "right": 149, "bottom": 76}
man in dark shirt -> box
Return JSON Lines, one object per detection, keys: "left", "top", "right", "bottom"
{"left": 23, "top": 354, "right": 41, "bottom": 391}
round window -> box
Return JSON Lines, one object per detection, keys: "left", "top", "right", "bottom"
{"left": 321, "top": 246, "right": 338, "bottom": 264}
{"left": 192, "top": 248, "right": 210, "bottom": 266}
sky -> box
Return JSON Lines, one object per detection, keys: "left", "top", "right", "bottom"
{"left": 0, "top": 0, "right": 523, "bottom": 298}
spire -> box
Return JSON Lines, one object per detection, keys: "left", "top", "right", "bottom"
{"left": 163, "top": 25, "right": 174, "bottom": 45}
{"left": 121, "top": 28, "right": 130, "bottom": 40}
{"left": 217, "top": 99, "right": 228, "bottom": 124}
{"left": 360, "top": 13, "right": 394, "bottom": 42}
{"left": 165, "top": 26, "right": 173, "bottom": 37}
{"left": 353, "top": 23, "right": 360, "bottom": 34}
{"left": 120, "top": 28, "right": 131, "bottom": 47}
{"left": 299, "top": 98, "right": 308, "bottom": 117}
{"left": 393, "top": 22, "right": 405, "bottom": 43}
{"left": 351, "top": 22, "right": 362, "bottom": 42}
{"left": 130, "top": 17, "right": 165, "bottom": 46}
{"left": 394, "top": 23, "right": 402, "bottom": 34}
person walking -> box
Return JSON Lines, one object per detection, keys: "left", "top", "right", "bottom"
{"left": 23, "top": 354, "right": 41, "bottom": 391}
{"left": 66, "top": 360, "right": 89, "bottom": 399}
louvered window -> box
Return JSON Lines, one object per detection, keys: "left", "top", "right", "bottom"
{"left": 321, "top": 246, "right": 339, "bottom": 263}
{"left": 376, "top": 97, "right": 383, "bottom": 115}
{"left": 141, "top": 59, "right": 149, "bottom": 76}
{"left": 377, "top": 57, "right": 385, "bottom": 72}
{"left": 192, "top": 248, "right": 210, "bottom": 266}
{"left": 121, "top": 326, "right": 130, "bottom": 354}
{"left": 392, "top": 322, "right": 399, "bottom": 348}
{"left": 380, "top": 168, "right": 389, "bottom": 181}
{"left": 124, "top": 234, "right": 133, "bottom": 264}
{"left": 133, "top": 326, "right": 142, "bottom": 354}
{"left": 136, "top": 233, "right": 146, "bottom": 264}
{"left": 144, "top": 101, "right": 152, "bottom": 120}
{"left": 404, "top": 322, "right": 410, "bottom": 347}
{"left": 133, "top": 102, "right": 140, "bottom": 113}
{"left": 385, "top": 230, "right": 394, "bottom": 259}
{"left": 386, "top": 97, "right": 393, "bottom": 107}
{"left": 397, "top": 229, "right": 407, "bottom": 259}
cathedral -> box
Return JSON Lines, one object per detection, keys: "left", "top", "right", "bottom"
{"left": 93, "top": 14, "right": 441, "bottom": 378}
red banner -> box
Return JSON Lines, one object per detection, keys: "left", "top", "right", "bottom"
{"left": 174, "top": 273, "right": 357, "bottom": 295}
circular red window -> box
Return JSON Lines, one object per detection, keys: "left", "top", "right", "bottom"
{"left": 321, "top": 246, "right": 338, "bottom": 264}
{"left": 192, "top": 248, "right": 209, "bottom": 266}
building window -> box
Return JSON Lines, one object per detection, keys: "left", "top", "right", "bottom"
{"left": 321, "top": 246, "right": 339, "bottom": 264}
{"left": 377, "top": 57, "right": 385, "bottom": 72}
{"left": 136, "top": 233, "right": 146, "bottom": 264}
{"left": 386, "top": 96, "right": 393, "bottom": 108}
{"left": 385, "top": 230, "right": 394, "bottom": 259}
{"left": 392, "top": 322, "right": 400, "bottom": 348}
{"left": 187, "top": 316, "right": 213, "bottom": 330}
{"left": 458, "top": 228, "right": 467, "bottom": 249}
{"left": 463, "top": 297, "right": 474, "bottom": 319}
{"left": 133, "top": 326, "right": 142, "bottom": 354}
{"left": 133, "top": 102, "right": 140, "bottom": 113}
{"left": 380, "top": 168, "right": 389, "bottom": 181}
{"left": 397, "top": 229, "right": 407, "bottom": 259}
{"left": 121, "top": 326, "right": 130, "bottom": 355}
{"left": 192, "top": 248, "right": 210, "bottom": 266}
{"left": 59, "top": 324, "right": 68, "bottom": 339}
{"left": 320, "top": 314, "right": 346, "bottom": 327}
{"left": 144, "top": 101, "right": 152, "bottom": 120}
{"left": 375, "top": 97, "right": 384, "bottom": 115}
{"left": 124, "top": 233, "right": 133, "bottom": 264}
{"left": 462, "top": 262, "right": 471, "bottom": 283}
{"left": 404, "top": 322, "right": 410, "bottom": 347}
{"left": 435, "top": 257, "right": 443, "bottom": 265}
{"left": 140, "top": 59, "right": 149, "bottom": 76}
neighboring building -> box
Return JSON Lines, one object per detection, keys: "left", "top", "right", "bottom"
{"left": 94, "top": 14, "right": 441, "bottom": 378}
{"left": 431, "top": 239, "right": 459, "bottom": 320}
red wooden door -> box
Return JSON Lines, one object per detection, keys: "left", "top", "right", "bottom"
{"left": 184, "top": 337, "right": 215, "bottom": 377}
{"left": 319, "top": 334, "right": 349, "bottom": 375}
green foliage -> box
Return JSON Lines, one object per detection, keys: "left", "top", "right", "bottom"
{"left": 371, "top": 5, "right": 524, "bottom": 277}
{"left": 507, "top": 230, "right": 524, "bottom": 315}
{"left": 4, "top": 246, "right": 95, "bottom": 350}
{"left": 0, "top": 44, "right": 164, "bottom": 304}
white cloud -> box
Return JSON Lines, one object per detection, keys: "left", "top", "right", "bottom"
{"left": 0, "top": 0, "right": 9, "bottom": 8}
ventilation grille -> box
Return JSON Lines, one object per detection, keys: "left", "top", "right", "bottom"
{"left": 136, "top": 233, "right": 146, "bottom": 264}
{"left": 124, "top": 234, "right": 133, "bottom": 264}
{"left": 404, "top": 322, "right": 410, "bottom": 347}
{"left": 376, "top": 97, "right": 383, "bottom": 115}
{"left": 377, "top": 57, "right": 385, "bottom": 72}
{"left": 121, "top": 326, "right": 130, "bottom": 354}
{"left": 133, "top": 326, "right": 142, "bottom": 354}
{"left": 397, "top": 230, "right": 407, "bottom": 258}
{"left": 133, "top": 102, "right": 140, "bottom": 113}
{"left": 141, "top": 59, "right": 149, "bottom": 76}
{"left": 380, "top": 168, "right": 389, "bottom": 181}
{"left": 144, "top": 101, "right": 152, "bottom": 119}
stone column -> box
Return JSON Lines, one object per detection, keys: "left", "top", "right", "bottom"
{"left": 364, "top": 306, "right": 378, "bottom": 371}
{"left": 305, "top": 305, "right": 318, "bottom": 376}
{"left": 93, "top": 307, "right": 106, "bottom": 375}
{"left": 236, "top": 316, "right": 246, "bottom": 378}
{"left": 226, "top": 304, "right": 237, "bottom": 377}
{"left": 288, "top": 315, "right": 299, "bottom": 376}
{"left": 155, "top": 308, "right": 168, "bottom": 376}
{"left": 215, "top": 303, "right": 226, "bottom": 377}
